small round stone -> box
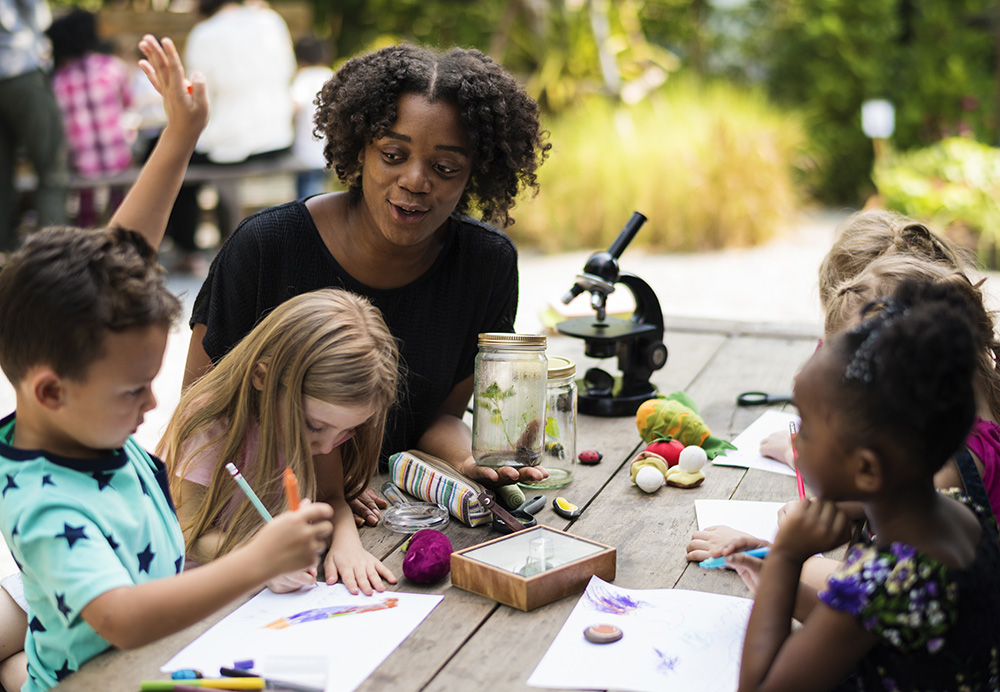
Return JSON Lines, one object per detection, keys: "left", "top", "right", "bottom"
{"left": 584, "top": 624, "right": 623, "bottom": 644}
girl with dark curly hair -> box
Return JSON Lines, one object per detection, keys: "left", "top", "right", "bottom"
{"left": 184, "top": 43, "right": 551, "bottom": 530}
{"left": 725, "top": 280, "right": 1000, "bottom": 692}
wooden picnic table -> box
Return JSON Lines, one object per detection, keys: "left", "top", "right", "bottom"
{"left": 53, "top": 327, "right": 818, "bottom": 692}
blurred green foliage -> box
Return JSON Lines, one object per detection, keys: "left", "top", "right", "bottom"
{"left": 508, "top": 78, "right": 805, "bottom": 252}
{"left": 62, "top": 0, "right": 999, "bottom": 247}
{"left": 875, "top": 138, "right": 1000, "bottom": 264}
{"left": 733, "top": 0, "right": 997, "bottom": 205}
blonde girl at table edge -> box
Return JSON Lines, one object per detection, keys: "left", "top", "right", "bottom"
{"left": 159, "top": 289, "right": 400, "bottom": 597}
{"left": 728, "top": 279, "right": 1000, "bottom": 692}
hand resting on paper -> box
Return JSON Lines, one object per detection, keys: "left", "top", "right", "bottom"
{"left": 759, "top": 430, "right": 795, "bottom": 468}
{"left": 267, "top": 566, "right": 318, "bottom": 594}
{"left": 686, "top": 525, "right": 769, "bottom": 564}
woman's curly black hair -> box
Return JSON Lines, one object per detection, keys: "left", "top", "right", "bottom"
{"left": 314, "top": 43, "right": 550, "bottom": 228}
{"left": 830, "top": 279, "right": 979, "bottom": 474}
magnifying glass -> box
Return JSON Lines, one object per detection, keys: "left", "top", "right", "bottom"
{"left": 380, "top": 482, "right": 449, "bottom": 533}
{"left": 736, "top": 392, "right": 794, "bottom": 407}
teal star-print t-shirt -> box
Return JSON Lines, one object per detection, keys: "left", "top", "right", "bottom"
{"left": 0, "top": 413, "right": 185, "bottom": 692}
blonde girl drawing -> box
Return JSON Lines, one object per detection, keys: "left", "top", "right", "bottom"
{"left": 160, "top": 288, "right": 399, "bottom": 595}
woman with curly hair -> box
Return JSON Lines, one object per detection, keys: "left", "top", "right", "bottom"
{"left": 183, "top": 43, "right": 551, "bottom": 525}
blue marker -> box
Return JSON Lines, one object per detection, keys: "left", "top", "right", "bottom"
{"left": 699, "top": 546, "right": 771, "bottom": 570}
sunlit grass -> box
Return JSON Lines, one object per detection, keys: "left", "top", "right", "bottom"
{"left": 507, "top": 79, "right": 806, "bottom": 252}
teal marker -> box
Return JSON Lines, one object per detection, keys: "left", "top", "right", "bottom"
{"left": 699, "top": 546, "right": 770, "bottom": 570}
{"left": 225, "top": 462, "right": 273, "bottom": 522}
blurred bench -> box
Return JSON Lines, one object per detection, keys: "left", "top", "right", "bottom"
{"left": 15, "top": 152, "right": 316, "bottom": 238}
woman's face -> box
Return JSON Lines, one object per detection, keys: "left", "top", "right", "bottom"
{"left": 358, "top": 92, "right": 472, "bottom": 250}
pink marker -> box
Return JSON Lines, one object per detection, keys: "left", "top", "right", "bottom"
{"left": 789, "top": 421, "right": 805, "bottom": 500}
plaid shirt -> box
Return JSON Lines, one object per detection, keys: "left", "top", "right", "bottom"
{"left": 51, "top": 52, "right": 132, "bottom": 176}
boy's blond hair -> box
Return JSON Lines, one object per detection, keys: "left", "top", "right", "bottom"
{"left": 160, "top": 289, "right": 399, "bottom": 559}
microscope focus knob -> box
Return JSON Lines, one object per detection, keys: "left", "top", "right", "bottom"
{"left": 644, "top": 341, "right": 668, "bottom": 372}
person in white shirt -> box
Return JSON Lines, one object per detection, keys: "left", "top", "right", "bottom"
{"left": 165, "top": 0, "right": 295, "bottom": 274}
{"left": 291, "top": 35, "right": 332, "bottom": 200}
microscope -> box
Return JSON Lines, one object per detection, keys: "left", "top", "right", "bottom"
{"left": 557, "top": 212, "right": 668, "bottom": 417}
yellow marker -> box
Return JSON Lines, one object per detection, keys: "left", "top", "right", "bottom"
{"left": 141, "top": 679, "right": 266, "bottom": 690}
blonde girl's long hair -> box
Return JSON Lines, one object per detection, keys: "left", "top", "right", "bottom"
{"left": 818, "top": 210, "right": 975, "bottom": 309}
{"left": 160, "top": 289, "right": 400, "bottom": 559}
{"left": 825, "top": 254, "right": 1000, "bottom": 420}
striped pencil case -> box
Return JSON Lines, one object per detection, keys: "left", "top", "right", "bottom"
{"left": 387, "top": 450, "right": 492, "bottom": 527}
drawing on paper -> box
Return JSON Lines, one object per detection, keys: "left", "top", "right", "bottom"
{"left": 584, "top": 581, "right": 650, "bottom": 615}
{"left": 265, "top": 597, "right": 399, "bottom": 629}
{"left": 653, "top": 648, "right": 678, "bottom": 674}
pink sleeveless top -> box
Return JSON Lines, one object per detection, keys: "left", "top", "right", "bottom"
{"left": 964, "top": 417, "right": 1000, "bottom": 521}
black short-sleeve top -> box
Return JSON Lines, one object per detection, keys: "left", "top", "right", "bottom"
{"left": 191, "top": 200, "right": 519, "bottom": 461}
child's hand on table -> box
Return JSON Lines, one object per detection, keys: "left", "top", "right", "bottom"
{"left": 686, "top": 525, "right": 767, "bottom": 563}
{"left": 760, "top": 430, "right": 795, "bottom": 467}
{"left": 251, "top": 499, "right": 333, "bottom": 577}
{"left": 324, "top": 541, "right": 397, "bottom": 597}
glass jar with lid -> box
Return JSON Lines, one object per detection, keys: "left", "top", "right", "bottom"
{"left": 522, "top": 356, "right": 577, "bottom": 489}
{"left": 472, "top": 333, "right": 547, "bottom": 469}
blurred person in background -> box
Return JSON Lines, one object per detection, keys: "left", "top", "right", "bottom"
{"left": 164, "top": 0, "right": 295, "bottom": 275}
{"left": 291, "top": 35, "right": 332, "bottom": 200}
{"left": 0, "top": 0, "right": 66, "bottom": 255}
{"left": 47, "top": 9, "right": 132, "bottom": 228}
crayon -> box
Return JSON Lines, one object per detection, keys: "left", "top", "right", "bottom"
{"left": 699, "top": 546, "right": 771, "bottom": 570}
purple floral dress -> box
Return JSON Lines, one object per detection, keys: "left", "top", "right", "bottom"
{"left": 819, "top": 491, "right": 1000, "bottom": 691}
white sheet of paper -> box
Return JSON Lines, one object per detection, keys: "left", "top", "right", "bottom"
{"left": 695, "top": 499, "right": 785, "bottom": 542}
{"left": 528, "top": 576, "right": 752, "bottom": 692}
{"left": 162, "top": 584, "right": 441, "bottom": 692}
{"left": 712, "top": 410, "right": 799, "bottom": 477}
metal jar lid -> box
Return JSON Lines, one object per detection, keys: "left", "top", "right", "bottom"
{"left": 477, "top": 332, "right": 547, "bottom": 347}
{"left": 547, "top": 356, "right": 576, "bottom": 379}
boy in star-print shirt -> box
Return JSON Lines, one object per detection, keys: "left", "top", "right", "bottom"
{"left": 0, "top": 37, "right": 334, "bottom": 692}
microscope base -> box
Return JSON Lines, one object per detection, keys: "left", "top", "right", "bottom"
{"left": 579, "top": 388, "right": 657, "bottom": 417}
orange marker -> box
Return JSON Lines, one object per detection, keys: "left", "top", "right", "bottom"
{"left": 186, "top": 84, "right": 193, "bottom": 94}
{"left": 283, "top": 466, "right": 301, "bottom": 510}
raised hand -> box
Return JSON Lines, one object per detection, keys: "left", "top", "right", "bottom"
{"left": 137, "top": 35, "right": 209, "bottom": 143}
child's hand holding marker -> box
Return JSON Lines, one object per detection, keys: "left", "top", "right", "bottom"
{"left": 248, "top": 499, "right": 332, "bottom": 580}
{"left": 264, "top": 467, "right": 319, "bottom": 594}
{"left": 226, "top": 464, "right": 330, "bottom": 591}
{"left": 773, "top": 498, "right": 851, "bottom": 562}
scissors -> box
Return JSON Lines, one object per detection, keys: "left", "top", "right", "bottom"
{"left": 736, "top": 391, "right": 795, "bottom": 407}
